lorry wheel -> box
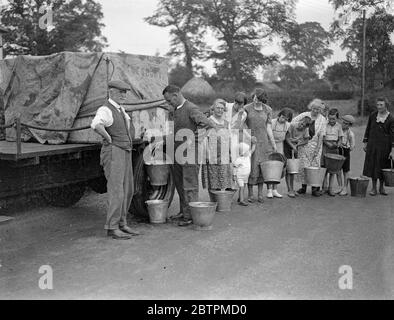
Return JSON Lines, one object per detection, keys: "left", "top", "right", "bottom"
{"left": 131, "top": 154, "right": 175, "bottom": 219}
{"left": 88, "top": 176, "right": 107, "bottom": 194}
{"left": 44, "top": 183, "right": 86, "bottom": 207}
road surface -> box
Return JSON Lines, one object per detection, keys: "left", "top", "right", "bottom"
{"left": 0, "top": 125, "right": 393, "bottom": 299}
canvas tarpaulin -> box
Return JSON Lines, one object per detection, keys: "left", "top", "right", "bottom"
{"left": 0, "top": 52, "right": 168, "bottom": 144}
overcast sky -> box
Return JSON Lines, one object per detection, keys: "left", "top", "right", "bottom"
{"left": 99, "top": 0, "right": 348, "bottom": 73}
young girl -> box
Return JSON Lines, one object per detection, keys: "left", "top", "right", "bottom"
{"left": 267, "top": 108, "right": 292, "bottom": 199}
{"left": 284, "top": 116, "right": 312, "bottom": 198}
{"left": 233, "top": 139, "right": 256, "bottom": 206}
{"left": 322, "top": 108, "right": 344, "bottom": 196}
{"left": 338, "top": 115, "right": 356, "bottom": 196}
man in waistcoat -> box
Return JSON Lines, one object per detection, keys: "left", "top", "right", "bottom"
{"left": 162, "top": 85, "right": 218, "bottom": 226}
{"left": 91, "top": 80, "right": 139, "bottom": 240}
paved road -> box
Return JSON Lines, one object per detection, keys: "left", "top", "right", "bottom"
{"left": 0, "top": 125, "right": 393, "bottom": 299}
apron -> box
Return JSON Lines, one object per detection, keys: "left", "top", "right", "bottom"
{"left": 272, "top": 120, "right": 288, "bottom": 155}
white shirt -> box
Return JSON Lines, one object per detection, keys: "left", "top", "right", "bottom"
{"left": 233, "top": 153, "right": 251, "bottom": 177}
{"left": 90, "top": 98, "right": 131, "bottom": 130}
{"left": 342, "top": 129, "right": 355, "bottom": 150}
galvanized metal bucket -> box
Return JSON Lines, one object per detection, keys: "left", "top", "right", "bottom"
{"left": 189, "top": 202, "right": 217, "bottom": 231}
{"left": 145, "top": 199, "right": 169, "bottom": 223}
{"left": 305, "top": 167, "right": 327, "bottom": 187}
{"left": 382, "top": 159, "right": 394, "bottom": 187}
{"left": 146, "top": 163, "right": 170, "bottom": 186}
{"left": 324, "top": 153, "right": 346, "bottom": 173}
{"left": 261, "top": 160, "right": 284, "bottom": 184}
{"left": 349, "top": 177, "right": 369, "bottom": 197}
{"left": 208, "top": 189, "right": 236, "bottom": 212}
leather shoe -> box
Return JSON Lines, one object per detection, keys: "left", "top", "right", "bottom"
{"left": 312, "top": 191, "right": 321, "bottom": 197}
{"left": 107, "top": 229, "right": 132, "bottom": 240}
{"left": 379, "top": 189, "right": 388, "bottom": 196}
{"left": 369, "top": 190, "right": 377, "bottom": 196}
{"left": 178, "top": 218, "right": 193, "bottom": 227}
{"left": 119, "top": 225, "right": 140, "bottom": 236}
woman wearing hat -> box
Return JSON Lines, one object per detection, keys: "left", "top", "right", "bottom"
{"left": 362, "top": 97, "right": 394, "bottom": 196}
{"left": 338, "top": 115, "right": 356, "bottom": 196}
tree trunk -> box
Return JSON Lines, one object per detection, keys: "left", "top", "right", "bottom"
{"left": 227, "top": 39, "right": 242, "bottom": 87}
{"left": 182, "top": 34, "right": 194, "bottom": 78}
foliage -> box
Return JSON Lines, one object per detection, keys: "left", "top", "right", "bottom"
{"left": 324, "top": 61, "right": 359, "bottom": 82}
{"left": 261, "top": 63, "right": 282, "bottom": 82}
{"left": 311, "top": 90, "right": 354, "bottom": 100}
{"left": 362, "top": 88, "right": 394, "bottom": 115}
{"left": 281, "top": 21, "right": 333, "bottom": 72}
{"left": 168, "top": 63, "right": 193, "bottom": 88}
{"left": 1, "top": 0, "right": 107, "bottom": 57}
{"left": 277, "top": 65, "right": 318, "bottom": 90}
{"left": 339, "top": 9, "right": 394, "bottom": 85}
{"left": 190, "top": 0, "right": 296, "bottom": 88}
{"left": 266, "top": 91, "right": 315, "bottom": 113}
{"left": 299, "top": 79, "right": 332, "bottom": 92}
{"left": 145, "top": 0, "right": 206, "bottom": 76}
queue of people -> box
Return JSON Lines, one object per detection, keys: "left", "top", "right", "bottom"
{"left": 162, "top": 86, "right": 394, "bottom": 219}
{"left": 90, "top": 81, "right": 394, "bottom": 238}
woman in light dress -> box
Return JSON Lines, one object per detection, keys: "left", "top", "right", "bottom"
{"left": 291, "top": 99, "right": 327, "bottom": 197}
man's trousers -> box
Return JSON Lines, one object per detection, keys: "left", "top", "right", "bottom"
{"left": 100, "top": 145, "right": 134, "bottom": 230}
{"left": 172, "top": 163, "right": 199, "bottom": 219}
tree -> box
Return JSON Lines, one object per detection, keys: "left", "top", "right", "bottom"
{"left": 168, "top": 63, "right": 194, "bottom": 87}
{"left": 329, "top": 0, "right": 394, "bottom": 39}
{"left": 278, "top": 65, "right": 318, "bottom": 90}
{"left": 324, "top": 61, "right": 359, "bottom": 90}
{"left": 194, "top": 0, "right": 296, "bottom": 87}
{"left": 281, "top": 22, "right": 333, "bottom": 72}
{"left": 340, "top": 9, "right": 394, "bottom": 85}
{"left": 260, "top": 62, "right": 282, "bottom": 82}
{"left": 0, "top": 0, "right": 107, "bottom": 57}
{"left": 145, "top": 0, "right": 206, "bottom": 78}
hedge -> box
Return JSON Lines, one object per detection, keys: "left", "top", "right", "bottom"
{"left": 187, "top": 88, "right": 355, "bottom": 114}
{"left": 310, "top": 90, "right": 354, "bottom": 101}
{"left": 358, "top": 89, "right": 394, "bottom": 115}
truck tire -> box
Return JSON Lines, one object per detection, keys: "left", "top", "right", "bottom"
{"left": 131, "top": 153, "right": 175, "bottom": 219}
{"left": 43, "top": 183, "right": 86, "bottom": 207}
{"left": 88, "top": 176, "right": 107, "bottom": 194}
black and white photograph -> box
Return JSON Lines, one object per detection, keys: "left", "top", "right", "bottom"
{"left": 0, "top": 0, "right": 394, "bottom": 303}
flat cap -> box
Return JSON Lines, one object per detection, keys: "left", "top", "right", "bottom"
{"left": 341, "top": 115, "right": 355, "bottom": 124}
{"left": 108, "top": 80, "right": 131, "bottom": 91}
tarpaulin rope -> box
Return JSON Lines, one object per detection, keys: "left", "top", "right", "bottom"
{"left": 20, "top": 122, "right": 90, "bottom": 132}
{"left": 0, "top": 122, "right": 14, "bottom": 129}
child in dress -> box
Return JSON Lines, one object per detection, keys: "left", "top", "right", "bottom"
{"left": 338, "top": 115, "right": 356, "bottom": 196}
{"left": 284, "top": 116, "right": 312, "bottom": 198}
{"left": 233, "top": 138, "right": 256, "bottom": 206}
{"left": 267, "top": 108, "right": 292, "bottom": 199}
{"left": 322, "top": 108, "right": 344, "bottom": 196}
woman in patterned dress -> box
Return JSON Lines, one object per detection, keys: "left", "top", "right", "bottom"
{"left": 201, "top": 99, "right": 233, "bottom": 190}
{"left": 291, "top": 99, "right": 327, "bottom": 197}
{"left": 244, "top": 89, "right": 277, "bottom": 203}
